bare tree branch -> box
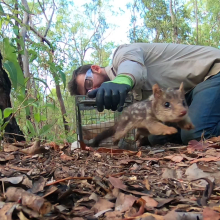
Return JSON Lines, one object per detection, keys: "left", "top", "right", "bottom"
{"left": 43, "top": 1, "right": 56, "bottom": 37}
{"left": 37, "top": 0, "right": 48, "bottom": 22}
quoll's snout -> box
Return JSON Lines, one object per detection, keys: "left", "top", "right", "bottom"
{"left": 179, "top": 110, "right": 187, "bottom": 117}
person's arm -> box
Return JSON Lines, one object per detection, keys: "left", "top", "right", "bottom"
{"left": 88, "top": 46, "right": 145, "bottom": 112}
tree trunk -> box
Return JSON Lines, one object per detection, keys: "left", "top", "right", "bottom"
{"left": 55, "top": 84, "right": 70, "bottom": 133}
{"left": 169, "top": 0, "right": 178, "bottom": 43}
{"left": 0, "top": 52, "right": 25, "bottom": 142}
{"left": 195, "top": 0, "right": 198, "bottom": 44}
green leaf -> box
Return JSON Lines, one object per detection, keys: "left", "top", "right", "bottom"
{"left": 34, "top": 113, "right": 41, "bottom": 123}
{"left": 0, "top": 109, "right": 2, "bottom": 120}
{"left": 26, "top": 121, "right": 36, "bottom": 136}
{"left": 29, "top": 50, "right": 37, "bottom": 62}
{"left": 18, "top": 4, "right": 33, "bottom": 14}
{"left": 59, "top": 70, "right": 66, "bottom": 89}
{"left": 3, "top": 61, "right": 17, "bottom": 90}
{"left": 39, "top": 124, "right": 53, "bottom": 136}
{"left": 33, "top": 77, "right": 51, "bottom": 92}
{"left": 13, "top": 26, "right": 19, "bottom": 36}
{"left": 3, "top": 38, "right": 25, "bottom": 95}
{"left": 0, "top": 4, "right": 4, "bottom": 13}
{"left": 3, "top": 108, "right": 13, "bottom": 118}
{"left": 41, "top": 103, "right": 58, "bottom": 110}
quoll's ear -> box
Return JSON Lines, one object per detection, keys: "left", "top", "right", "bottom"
{"left": 179, "top": 82, "right": 185, "bottom": 94}
{"left": 152, "top": 84, "right": 162, "bottom": 98}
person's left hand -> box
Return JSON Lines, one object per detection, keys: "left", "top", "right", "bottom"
{"left": 88, "top": 82, "right": 131, "bottom": 112}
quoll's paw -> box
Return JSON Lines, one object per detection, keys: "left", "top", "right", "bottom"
{"left": 183, "top": 123, "right": 195, "bottom": 130}
{"left": 163, "top": 127, "right": 178, "bottom": 135}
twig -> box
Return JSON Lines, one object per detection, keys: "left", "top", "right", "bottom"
{"left": 46, "top": 176, "right": 93, "bottom": 186}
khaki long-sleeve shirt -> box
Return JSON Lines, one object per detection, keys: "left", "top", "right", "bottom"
{"left": 105, "top": 43, "right": 220, "bottom": 100}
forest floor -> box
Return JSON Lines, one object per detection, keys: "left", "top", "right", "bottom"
{"left": 0, "top": 137, "right": 220, "bottom": 220}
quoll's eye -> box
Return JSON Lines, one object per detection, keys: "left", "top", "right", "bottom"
{"left": 182, "top": 100, "right": 186, "bottom": 107}
{"left": 164, "top": 102, "right": 170, "bottom": 108}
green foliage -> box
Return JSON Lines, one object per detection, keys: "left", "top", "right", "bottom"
{"left": 2, "top": 38, "right": 25, "bottom": 95}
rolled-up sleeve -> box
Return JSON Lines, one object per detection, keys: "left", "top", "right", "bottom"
{"left": 112, "top": 44, "right": 147, "bottom": 90}
{"left": 117, "top": 60, "right": 146, "bottom": 89}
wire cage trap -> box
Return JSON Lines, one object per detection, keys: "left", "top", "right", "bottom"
{"left": 75, "top": 94, "right": 137, "bottom": 150}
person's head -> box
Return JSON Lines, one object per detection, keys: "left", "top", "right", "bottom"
{"left": 68, "top": 64, "right": 110, "bottom": 95}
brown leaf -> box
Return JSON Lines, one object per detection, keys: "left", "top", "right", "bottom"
{"left": 115, "top": 192, "right": 137, "bottom": 212}
{"left": 108, "top": 176, "right": 127, "bottom": 190}
{"left": 185, "top": 164, "right": 212, "bottom": 182}
{"left": 47, "top": 142, "right": 60, "bottom": 151}
{"left": 208, "top": 136, "right": 220, "bottom": 142}
{"left": 143, "top": 179, "right": 150, "bottom": 190}
{"left": 203, "top": 207, "right": 220, "bottom": 220}
{"left": 141, "top": 196, "right": 158, "bottom": 208}
{"left": 164, "top": 155, "right": 183, "bottom": 162}
{"left": 0, "top": 202, "right": 16, "bottom": 220}
{"left": 17, "top": 211, "right": 29, "bottom": 220}
{"left": 5, "top": 187, "right": 51, "bottom": 215}
{"left": 164, "top": 210, "right": 203, "bottom": 220}
{"left": 20, "top": 140, "right": 48, "bottom": 155}
{"left": 31, "top": 176, "right": 47, "bottom": 193}
{"left": 91, "top": 198, "right": 114, "bottom": 214}
{"left": 3, "top": 144, "right": 19, "bottom": 152}
{"left": 162, "top": 168, "right": 182, "bottom": 179}
{"left": 187, "top": 140, "right": 209, "bottom": 153}
{"left": 60, "top": 152, "right": 74, "bottom": 161}
{"left": 0, "top": 176, "right": 23, "bottom": 184}
{"left": 118, "top": 159, "right": 143, "bottom": 165}
{"left": 155, "top": 198, "right": 175, "bottom": 208}
{"left": 104, "top": 211, "right": 123, "bottom": 220}
{"left": 127, "top": 212, "right": 164, "bottom": 220}
{"left": 190, "top": 156, "right": 220, "bottom": 164}
{"left": 136, "top": 151, "right": 142, "bottom": 157}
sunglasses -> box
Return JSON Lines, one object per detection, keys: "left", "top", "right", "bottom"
{"left": 84, "top": 68, "right": 94, "bottom": 94}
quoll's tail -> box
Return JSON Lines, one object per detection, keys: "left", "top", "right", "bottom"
{"left": 90, "top": 125, "right": 117, "bottom": 148}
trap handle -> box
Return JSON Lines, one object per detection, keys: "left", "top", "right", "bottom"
{"left": 79, "top": 99, "right": 97, "bottom": 106}
{"left": 79, "top": 98, "right": 133, "bottom": 106}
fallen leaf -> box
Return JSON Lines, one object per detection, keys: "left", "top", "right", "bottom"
{"left": 164, "top": 155, "right": 183, "bottom": 162}
{"left": 155, "top": 198, "right": 175, "bottom": 208}
{"left": 208, "top": 136, "right": 220, "bottom": 142}
{"left": 3, "top": 144, "right": 19, "bottom": 152}
{"left": 164, "top": 210, "right": 203, "bottom": 220}
{"left": 117, "top": 159, "right": 143, "bottom": 165}
{"left": 0, "top": 202, "right": 16, "bottom": 220}
{"left": 18, "top": 211, "right": 29, "bottom": 220}
{"left": 190, "top": 156, "right": 220, "bottom": 164}
{"left": 143, "top": 179, "right": 150, "bottom": 190}
{"left": 91, "top": 198, "right": 114, "bottom": 214}
{"left": 115, "top": 192, "right": 137, "bottom": 212}
{"left": 141, "top": 196, "right": 158, "bottom": 207}
{"left": 108, "top": 176, "right": 127, "bottom": 190}
{"left": 104, "top": 211, "right": 123, "bottom": 220}
{"left": 0, "top": 176, "right": 23, "bottom": 184}
{"left": 185, "top": 164, "right": 211, "bottom": 181}
{"left": 162, "top": 168, "right": 182, "bottom": 179}
{"left": 20, "top": 140, "right": 48, "bottom": 155}
{"left": 203, "top": 207, "right": 220, "bottom": 220}
{"left": 5, "top": 187, "right": 51, "bottom": 215}
{"left": 31, "top": 176, "right": 47, "bottom": 193}
{"left": 187, "top": 140, "right": 209, "bottom": 153}
{"left": 60, "top": 153, "right": 74, "bottom": 161}
{"left": 47, "top": 142, "right": 60, "bottom": 151}
{"left": 136, "top": 151, "right": 142, "bottom": 157}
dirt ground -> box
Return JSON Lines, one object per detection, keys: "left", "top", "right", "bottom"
{"left": 0, "top": 137, "right": 220, "bottom": 220}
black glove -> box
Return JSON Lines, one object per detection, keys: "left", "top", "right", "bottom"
{"left": 88, "top": 82, "right": 131, "bottom": 112}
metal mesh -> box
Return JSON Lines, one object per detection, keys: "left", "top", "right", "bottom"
{"left": 75, "top": 94, "right": 136, "bottom": 150}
